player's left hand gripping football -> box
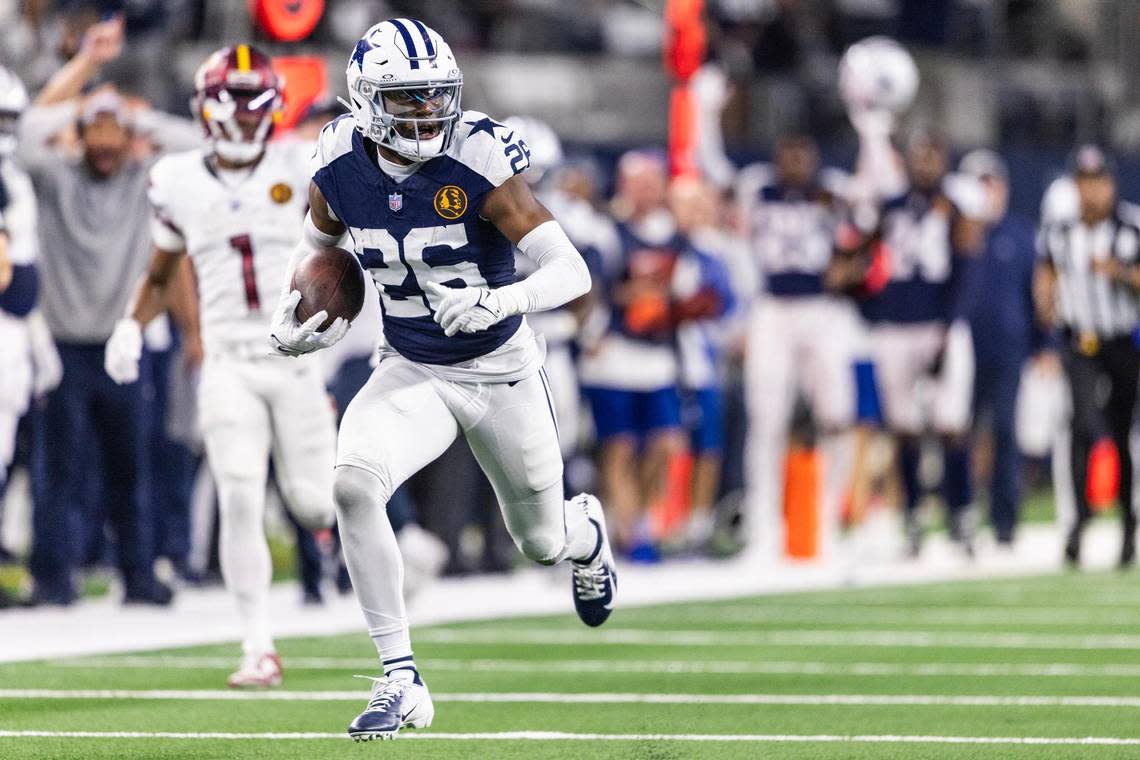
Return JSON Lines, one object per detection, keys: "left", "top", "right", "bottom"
{"left": 426, "top": 281, "right": 508, "bottom": 337}
{"left": 268, "top": 290, "right": 349, "bottom": 356}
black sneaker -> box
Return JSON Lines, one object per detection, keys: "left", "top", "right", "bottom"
{"left": 123, "top": 577, "right": 174, "bottom": 606}
{"left": 1120, "top": 531, "right": 1136, "bottom": 570}
{"left": 25, "top": 584, "right": 77, "bottom": 607}
{"left": 904, "top": 512, "right": 922, "bottom": 559}
{"left": 1064, "top": 525, "right": 1083, "bottom": 568}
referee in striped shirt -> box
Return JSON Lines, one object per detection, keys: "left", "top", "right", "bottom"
{"left": 1035, "top": 145, "right": 1140, "bottom": 567}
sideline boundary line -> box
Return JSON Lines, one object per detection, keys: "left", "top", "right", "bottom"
{"left": 2, "top": 730, "right": 1140, "bottom": 746}
{"left": 7, "top": 689, "right": 1140, "bottom": 707}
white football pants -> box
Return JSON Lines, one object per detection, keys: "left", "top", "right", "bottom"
{"left": 198, "top": 352, "right": 337, "bottom": 656}
{"left": 744, "top": 296, "right": 858, "bottom": 561}
{"left": 0, "top": 313, "right": 32, "bottom": 482}
{"left": 333, "top": 354, "right": 597, "bottom": 663}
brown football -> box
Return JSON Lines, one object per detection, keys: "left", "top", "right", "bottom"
{"left": 291, "top": 246, "right": 366, "bottom": 331}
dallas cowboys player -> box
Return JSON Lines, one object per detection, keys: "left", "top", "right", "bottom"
{"left": 267, "top": 19, "right": 617, "bottom": 740}
{"left": 0, "top": 66, "right": 61, "bottom": 492}
{"left": 738, "top": 135, "right": 858, "bottom": 561}
{"left": 860, "top": 128, "right": 986, "bottom": 556}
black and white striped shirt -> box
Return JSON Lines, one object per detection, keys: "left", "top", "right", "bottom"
{"left": 1039, "top": 203, "right": 1140, "bottom": 337}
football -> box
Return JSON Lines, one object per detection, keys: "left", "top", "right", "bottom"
{"left": 290, "top": 245, "right": 366, "bottom": 331}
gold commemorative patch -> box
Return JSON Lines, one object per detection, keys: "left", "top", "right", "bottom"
{"left": 270, "top": 182, "right": 293, "bottom": 204}
{"left": 434, "top": 185, "right": 468, "bottom": 219}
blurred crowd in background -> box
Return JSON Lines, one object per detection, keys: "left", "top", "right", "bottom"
{"left": 0, "top": 0, "right": 1137, "bottom": 609}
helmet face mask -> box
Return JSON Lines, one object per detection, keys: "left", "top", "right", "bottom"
{"left": 351, "top": 76, "right": 461, "bottom": 159}
{"left": 192, "top": 46, "right": 281, "bottom": 165}
{"left": 345, "top": 19, "right": 463, "bottom": 162}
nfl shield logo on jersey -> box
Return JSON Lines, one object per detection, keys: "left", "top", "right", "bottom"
{"left": 388, "top": 192, "right": 403, "bottom": 213}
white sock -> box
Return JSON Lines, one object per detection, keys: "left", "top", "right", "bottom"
{"left": 565, "top": 497, "right": 601, "bottom": 563}
{"left": 383, "top": 655, "right": 421, "bottom": 684}
{"left": 335, "top": 468, "right": 412, "bottom": 672}
{"left": 217, "top": 478, "right": 274, "bottom": 657}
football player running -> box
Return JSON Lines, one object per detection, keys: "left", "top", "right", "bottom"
{"left": 105, "top": 45, "right": 337, "bottom": 688}
{"left": 267, "top": 19, "right": 616, "bottom": 740}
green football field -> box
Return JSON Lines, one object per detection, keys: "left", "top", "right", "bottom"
{"left": 5, "top": 571, "right": 1140, "bottom": 759}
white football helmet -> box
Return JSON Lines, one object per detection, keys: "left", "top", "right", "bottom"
{"left": 345, "top": 18, "right": 462, "bottom": 162}
{"left": 502, "top": 116, "right": 562, "bottom": 185}
{"left": 0, "top": 66, "right": 29, "bottom": 159}
{"left": 838, "top": 36, "right": 919, "bottom": 114}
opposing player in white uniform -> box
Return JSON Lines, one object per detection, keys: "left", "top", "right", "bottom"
{"left": 266, "top": 19, "right": 616, "bottom": 740}
{"left": 104, "top": 45, "right": 337, "bottom": 688}
{"left": 0, "top": 66, "right": 60, "bottom": 489}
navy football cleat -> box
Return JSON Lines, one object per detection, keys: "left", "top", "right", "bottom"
{"left": 570, "top": 494, "right": 617, "bottom": 627}
{"left": 347, "top": 674, "right": 434, "bottom": 741}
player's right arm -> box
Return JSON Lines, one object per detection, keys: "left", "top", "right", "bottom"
{"left": 105, "top": 157, "right": 199, "bottom": 384}
{"left": 104, "top": 246, "right": 188, "bottom": 385}
{"left": 267, "top": 181, "right": 350, "bottom": 357}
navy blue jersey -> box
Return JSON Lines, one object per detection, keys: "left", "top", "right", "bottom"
{"left": 861, "top": 188, "right": 970, "bottom": 324}
{"left": 599, "top": 219, "right": 688, "bottom": 346}
{"left": 739, "top": 165, "right": 846, "bottom": 298}
{"left": 311, "top": 111, "right": 531, "bottom": 365}
{"left": 753, "top": 184, "right": 840, "bottom": 296}
{"left": 965, "top": 213, "right": 1043, "bottom": 357}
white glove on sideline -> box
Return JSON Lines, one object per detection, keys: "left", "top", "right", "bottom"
{"left": 848, "top": 106, "right": 896, "bottom": 140}
{"left": 268, "top": 290, "right": 348, "bottom": 357}
{"left": 27, "top": 311, "right": 61, "bottom": 396}
{"left": 426, "top": 281, "right": 509, "bottom": 337}
{"left": 105, "top": 318, "right": 143, "bottom": 385}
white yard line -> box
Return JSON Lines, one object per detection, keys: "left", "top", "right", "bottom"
{"left": 635, "top": 605, "right": 1140, "bottom": 627}
{"left": 416, "top": 627, "right": 1140, "bottom": 650}
{"left": 2, "top": 730, "right": 1140, "bottom": 746}
{"left": 46, "top": 656, "right": 1140, "bottom": 679}
{"left": 6, "top": 689, "right": 1140, "bottom": 707}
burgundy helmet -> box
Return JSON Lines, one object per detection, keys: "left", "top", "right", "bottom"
{"left": 191, "top": 44, "right": 282, "bottom": 163}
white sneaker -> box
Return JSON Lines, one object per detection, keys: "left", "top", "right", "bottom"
{"left": 348, "top": 673, "right": 435, "bottom": 741}
{"left": 570, "top": 494, "right": 617, "bottom": 627}
{"left": 227, "top": 652, "right": 282, "bottom": 689}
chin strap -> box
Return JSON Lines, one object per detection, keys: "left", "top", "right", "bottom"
{"left": 215, "top": 140, "right": 264, "bottom": 163}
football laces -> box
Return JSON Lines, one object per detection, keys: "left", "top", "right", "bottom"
{"left": 572, "top": 563, "right": 608, "bottom": 601}
{"left": 354, "top": 675, "right": 407, "bottom": 712}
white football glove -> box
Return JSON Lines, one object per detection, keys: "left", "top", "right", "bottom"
{"left": 268, "top": 289, "right": 349, "bottom": 357}
{"left": 105, "top": 318, "right": 142, "bottom": 385}
{"left": 848, "top": 106, "right": 896, "bottom": 140}
{"left": 27, "top": 312, "right": 62, "bottom": 396}
{"left": 426, "top": 281, "right": 509, "bottom": 337}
